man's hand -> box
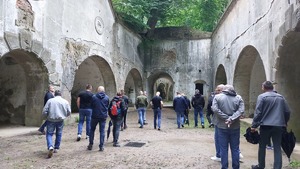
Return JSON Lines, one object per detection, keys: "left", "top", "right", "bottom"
{"left": 250, "top": 128, "right": 256, "bottom": 133}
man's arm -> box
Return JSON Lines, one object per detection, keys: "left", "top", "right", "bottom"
{"left": 228, "top": 96, "right": 244, "bottom": 121}
{"left": 211, "top": 97, "right": 229, "bottom": 119}
{"left": 77, "top": 97, "right": 80, "bottom": 109}
{"left": 251, "top": 96, "right": 264, "bottom": 128}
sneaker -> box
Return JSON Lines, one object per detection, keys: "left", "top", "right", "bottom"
{"left": 158, "top": 128, "right": 161, "bottom": 131}
{"left": 210, "top": 156, "right": 221, "bottom": 162}
{"left": 239, "top": 153, "right": 244, "bottom": 159}
{"left": 77, "top": 134, "right": 81, "bottom": 141}
{"left": 202, "top": 124, "right": 205, "bottom": 128}
{"left": 53, "top": 149, "right": 59, "bottom": 153}
{"left": 87, "top": 144, "right": 93, "bottom": 150}
{"left": 113, "top": 143, "right": 120, "bottom": 147}
{"left": 139, "top": 126, "right": 143, "bottom": 128}
{"left": 181, "top": 125, "right": 184, "bottom": 128}
{"left": 99, "top": 147, "right": 104, "bottom": 151}
{"left": 266, "top": 145, "right": 273, "bottom": 150}
{"left": 209, "top": 123, "right": 214, "bottom": 128}
{"left": 251, "top": 165, "right": 263, "bottom": 169}
{"left": 48, "top": 147, "right": 54, "bottom": 158}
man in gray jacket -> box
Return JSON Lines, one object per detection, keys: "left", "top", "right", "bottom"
{"left": 42, "top": 90, "right": 71, "bottom": 158}
{"left": 251, "top": 81, "right": 290, "bottom": 169}
{"left": 212, "top": 84, "right": 244, "bottom": 169}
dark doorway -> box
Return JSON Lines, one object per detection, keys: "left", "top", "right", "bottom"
{"left": 195, "top": 83, "right": 203, "bottom": 94}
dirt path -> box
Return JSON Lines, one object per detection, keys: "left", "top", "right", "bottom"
{"left": 0, "top": 108, "right": 292, "bottom": 169}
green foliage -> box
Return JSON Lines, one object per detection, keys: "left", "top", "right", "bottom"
{"left": 112, "top": 0, "right": 229, "bottom": 32}
{"left": 290, "top": 160, "right": 300, "bottom": 168}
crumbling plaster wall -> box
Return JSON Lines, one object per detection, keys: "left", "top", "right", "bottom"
{"left": 142, "top": 38, "right": 211, "bottom": 100}
{"left": 211, "top": 0, "right": 299, "bottom": 86}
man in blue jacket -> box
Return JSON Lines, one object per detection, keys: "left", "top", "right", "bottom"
{"left": 87, "top": 86, "right": 109, "bottom": 151}
{"left": 173, "top": 92, "right": 188, "bottom": 129}
{"left": 251, "top": 81, "right": 290, "bottom": 169}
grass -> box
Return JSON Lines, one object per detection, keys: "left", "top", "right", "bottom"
{"left": 290, "top": 160, "right": 300, "bottom": 168}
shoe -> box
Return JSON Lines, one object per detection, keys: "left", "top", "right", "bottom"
{"left": 139, "top": 126, "right": 143, "bottom": 128}
{"left": 158, "top": 128, "right": 160, "bottom": 131}
{"left": 87, "top": 144, "right": 93, "bottom": 150}
{"left": 210, "top": 156, "right": 221, "bottom": 162}
{"left": 209, "top": 123, "right": 214, "bottom": 128}
{"left": 181, "top": 125, "right": 184, "bottom": 128}
{"left": 121, "top": 127, "right": 124, "bottom": 131}
{"left": 143, "top": 122, "right": 148, "bottom": 125}
{"left": 99, "top": 147, "right": 104, "bottom": 151}
{"left": 239, "top": 153, "right": 244, "bottom": 159}
{"left": 266, "top": 145, "right": 273, "bottom": 150}
{"left": 113, "top": 143, "right": 120, "bottom": 147}
{"left": 53, "top": 149, "right": 59, "bottom": 153}
{"left": 86, "top": 136, "right": 89, "bottom": 139}
{"left": 48, "top": 147, "right": 54, "bottom": 158}
{"left": 202, "top": 124, "right": 205, "bottom": 128}
{"left": 77, "top": 134, "right": 81, "bottom": 141}
{"left": 251, "top": 165, "right": 263, "bottom": 169}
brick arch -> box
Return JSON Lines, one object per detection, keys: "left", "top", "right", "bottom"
{"left": 0, "top": 49, "right": 49, "bottom": 126}
{"left": 233, "top": 45, "right": 266, "bottom": 117}
{"left": 276, "top": 25, "right": 300, "bottom": 139}
{"left": 124, "top": 68, "right": 143, "bottom": 106}
{"left": 215, "top": 64, "right": 227, "bottom": 87}
{"left": 71, "top": 55, "right": 116, "bottom": 112}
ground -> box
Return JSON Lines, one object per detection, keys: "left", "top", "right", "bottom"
{"left": 0, "top": 108, "right": 293, "bottom": 169}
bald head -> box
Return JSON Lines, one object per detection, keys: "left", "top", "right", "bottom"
{"left": 97, "top": 86, "right": 105, "bottom": 92}
{"left": 156, "top": 91, "right": 160, "bottom": 96}
{"left": 215, "top": 84, "right": 225, "bottom": 94}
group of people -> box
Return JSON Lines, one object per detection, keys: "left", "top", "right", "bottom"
{"left": 40, "top": 84, "right": 129, "bottom": 158}
{"left": 208, "top": 81, "right": 290, "bottom": 169}
{"left": 40, "top": 80, "right": 291, "bottom": 169}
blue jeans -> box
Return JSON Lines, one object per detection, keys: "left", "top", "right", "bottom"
{"left": 77, "top": 109, "right": 92, "bottom": 136}
{"left": 218, "top": 128, "right": 240, "bottom": 169}
{"left": 153, "top": 108, "right": 162, "bottom": 129}
{"left": 89, "top": 118, "right": 106, "bottom": 148}
{"left": 112, "top": 118, "right": 122, "bottom": 143}
{"left": 214, "top": 126, "right": 221, "bottom": 158}
{"left": 138, "top": 107, "right": 146, "bottom": 127}
{"left": 258, "top": 126, "right": 283, "bottom": 169}
{"left": 46, "top": 121, "right": 64, "bottom": 150}
{"left": 194, "top": 108, "right": 204, "bottom": 126}
{"left": 175, "top": 111, "right": 184, "bottom": 128}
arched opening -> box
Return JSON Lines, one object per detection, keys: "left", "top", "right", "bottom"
{"left": 147, "top": 72, "right": 174, "bottom": 104}
{"left": 276, "top": 27, "right": 300, "bottom": 139}
{"left": 233, "top": 46, "right": 266, "bottom": 117}
{"left": 124, "top": 68, "right": 143, "bottom": 106}
{"left": 71, "top": 55, "right": 116, "bottom": 112}
{"left": 215, "top": 64, "right": 227, "bottom": 87}
{"left": 0, "top": 49, "right": 48, "bottom": 126}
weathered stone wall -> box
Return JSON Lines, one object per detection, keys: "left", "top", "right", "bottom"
{"left": 0, "top": 0, "right": 143, "bottom": 126}
{"left": 211, "top": 0, "right": 300, "bottom": 137}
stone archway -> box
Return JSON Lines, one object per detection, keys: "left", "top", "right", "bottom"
{"left": 124, "top": 68, "right": 143, "bottom": 106}
{"left": 147, "top": 72, "right": 174, "bottom": 103}
{"left": 276, "top": 25, "right": 300, "bottom": 139}
{"left": 71, "top": 55, "right": 116, "bottom": 112}
{"left": 233, "top": 46, "right": 266, "bottom": 117}
{"left": 215, "top": 64, "right": 227, "bottom": 87}
{"left": 0, "top": 49, "right": 48, "bottom": 126}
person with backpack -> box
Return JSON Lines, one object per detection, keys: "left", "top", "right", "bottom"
{"left": 108, "top": 92, "right": 125, "bottom": 147}
{"left": 87, "top": 86, "right": 109, "bottom": 151}
{"left": 191, "top": 89, "right": 205, "bottom": 128}
{"left": 120, "top": 89, "right": 129, "bottom": 130}
{"left": 135, "top": 91, "right": 148, "bottom": 128}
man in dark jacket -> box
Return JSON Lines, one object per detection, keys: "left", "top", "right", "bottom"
{"left": 108, "top": 92, "right": 125, "bottom": 147}
{"left": 251, "top": 81, "right": 290, "bottom": 169}
{"left": 151, "top": 91, "right": 163, "bottom": 130}
{"left": 207, "top": 92, "right": 215, "bottom": 128}
{"left": 182, "top": 93, "right": 191, "bottom": 126}
{"left": 87, "top": 86, "right": 109, "bottom": 151}
{"left": 38, "top": 85, "right": 55, "bottom": 134}
{"left": 191, "top": 89, "right": 205, "bottom": 128}
{"left": 120, "top": 89, "right": 129, "bottom": 130}
{"left": 173, "top": 92, "right": 188, "bottom": 129}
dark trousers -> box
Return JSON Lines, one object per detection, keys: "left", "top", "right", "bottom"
{"left": 121, "top": 109, "right": 128, "bottom": 128}
{"left": 258, "top": 126, "right": 283, "bottom": 169}
{"left": 89, "top": 118, "right": 106, "bottom": 148}
{"left": 206, "top": 110, "right": 214, "bottom": 124}
{"left": 112, "top": 118, "right": 123, "bottom": 143}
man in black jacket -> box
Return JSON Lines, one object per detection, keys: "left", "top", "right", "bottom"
{"left": 191, "top": 89, "right": 205, "bottom": 128}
